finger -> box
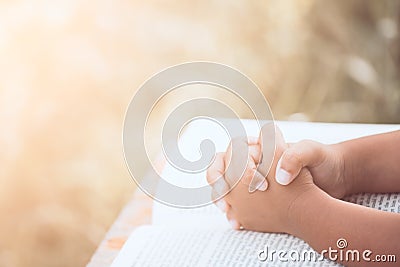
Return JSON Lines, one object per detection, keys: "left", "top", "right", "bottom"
{"left": 208, "top": 152, "right": 230, "bottom": 206}
{"left": 211, "top": 179, "right": 230, "bottom": 203}
{"left": 239, "top": 154, "right": 268, "bottom": 192}
{"left": 275, "top": 140, "right": 323, "bottom": 185}
{"left": 206, "top": 152, "right": 225, "bottom": 185}
{"left": 224, "top": 137, "right": 249, "bottom": 188}
{"left": 248, "top": 169, "right": 268, "bottom": 193}
{"left": 224, "top": 137, "right": 264, "bottom": 193}
{"left": 247, "top": 136, "right": 259, "bottom": 146}
{"left": 257, "top": 122, "right": 285, "bottom": 177}
{"left": 225, "top": 138, "right": 260, "bottom": 167}
{"left": 246, "top": 143, "right": 267, "bottom": 192}
{"left": 248, "top": 143, "right": 261, "bottom": 165}
{"left": 214, "top": 197, "right": 229, "bottom": 213}
{"left": 226, "top": 208, "right": 241, "bottom": 230}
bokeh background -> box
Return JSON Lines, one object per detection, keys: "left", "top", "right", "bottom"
{"left": 0, "top": 0, "right": 399, "bottom": 266}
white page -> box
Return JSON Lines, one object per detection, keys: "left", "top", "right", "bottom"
{"left": 344, "top": 193, "right": 400, "bottom": 212}
{"left": 111, "top": 226, "right": 340, "bottom": 267}
{"left": 179, "top": 119, "right": 400, "bottom": 145}
{"left": 152, "top": 200, "right": 229, "bottom": 227}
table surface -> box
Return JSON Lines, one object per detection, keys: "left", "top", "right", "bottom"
{"left": 86, "top": 189, "right": 152, "bottom": 267}
{"left": 86, "top": 121, "right": 400, "bottom": 267}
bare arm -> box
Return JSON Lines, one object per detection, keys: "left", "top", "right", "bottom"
{"left": 291, "top": 131, "right": 400, "bottom": 265}
{"left": 340, "top": 130, "right": 400, "bottom": 194}
{"left": 290, "top": 188, "right": 400, "bottom": 266}
{"left": 275, "top": 130, "right": 400, "bottom": 265}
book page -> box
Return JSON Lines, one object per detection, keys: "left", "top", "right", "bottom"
{"left": 152, "top": 200, "right": 229, "bottom": 227}
{"left": 111, "top": 226, "right": 340, "bottom": 267}
{"left": 344, "top": 193, "right": 400, "bottom": 212}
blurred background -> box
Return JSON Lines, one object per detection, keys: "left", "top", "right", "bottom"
{"left": 0, "top": 0, "right": 399, "bottom": 266}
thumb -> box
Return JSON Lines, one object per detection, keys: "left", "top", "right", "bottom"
{"left": 275, "top": 140, "right": 323, "bottom": 185}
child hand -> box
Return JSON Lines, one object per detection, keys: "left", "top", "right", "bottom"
{"left": 207, "top": 125, "right": 320, "bottom": 234}
{"left": 275, "top": 140, "right": 348, "bottom": 199}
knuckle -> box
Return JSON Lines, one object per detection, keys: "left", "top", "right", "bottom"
{"left": 282, "top": 150, "right": 303, "bottom": 169}
{"left": 206, "top": 171, "right": 215, "bottom": 184}
{"left": 241, "top": 168, "right": 255, "bottom": 185}
{"left": 299, "top": 139, "right": 323, "bottom": 159}
{"left": 206, "top": 169, "right": 217, "bottom": 184}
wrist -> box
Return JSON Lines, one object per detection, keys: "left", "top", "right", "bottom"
{"left": 286, "top": 185, "right": 333, "bottom": 238}
{"left": 333, "top": 142, "right": 358, "bottom": 196}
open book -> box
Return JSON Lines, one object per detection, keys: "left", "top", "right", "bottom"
{"left": 112, "top": 120, "right": 400, "bottom": 267}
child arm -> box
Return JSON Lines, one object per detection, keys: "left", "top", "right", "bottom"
{"left": 340, "top": 130, "right": 400, "bottom": 194}
{"left": 290, "top": 189, "right": 400, "bottom": 266}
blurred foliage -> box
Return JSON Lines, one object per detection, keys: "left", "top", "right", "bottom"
{"left": 0, "top": 0, "right": 398, "bottom": 266}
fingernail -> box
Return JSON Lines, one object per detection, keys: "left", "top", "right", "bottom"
{"left": 249, "top": 171, "right": 267, "bottom": 193}
{"left": 248, "top": 185, "right": 257, "bottom": 193}
{"left": 276, "top": 167, "right": 291, "bottom": 185}
{"left": 216, "top": 199, "right": 226, "bottom": 212}
{"left": 257, "top": 179, "right": 268, "bottom": 191}
{"left": 229, "top": 219, "right": 239, "bottom": 229}
{"left": 249, "top": 179, "right": 268, "bottom": 192}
